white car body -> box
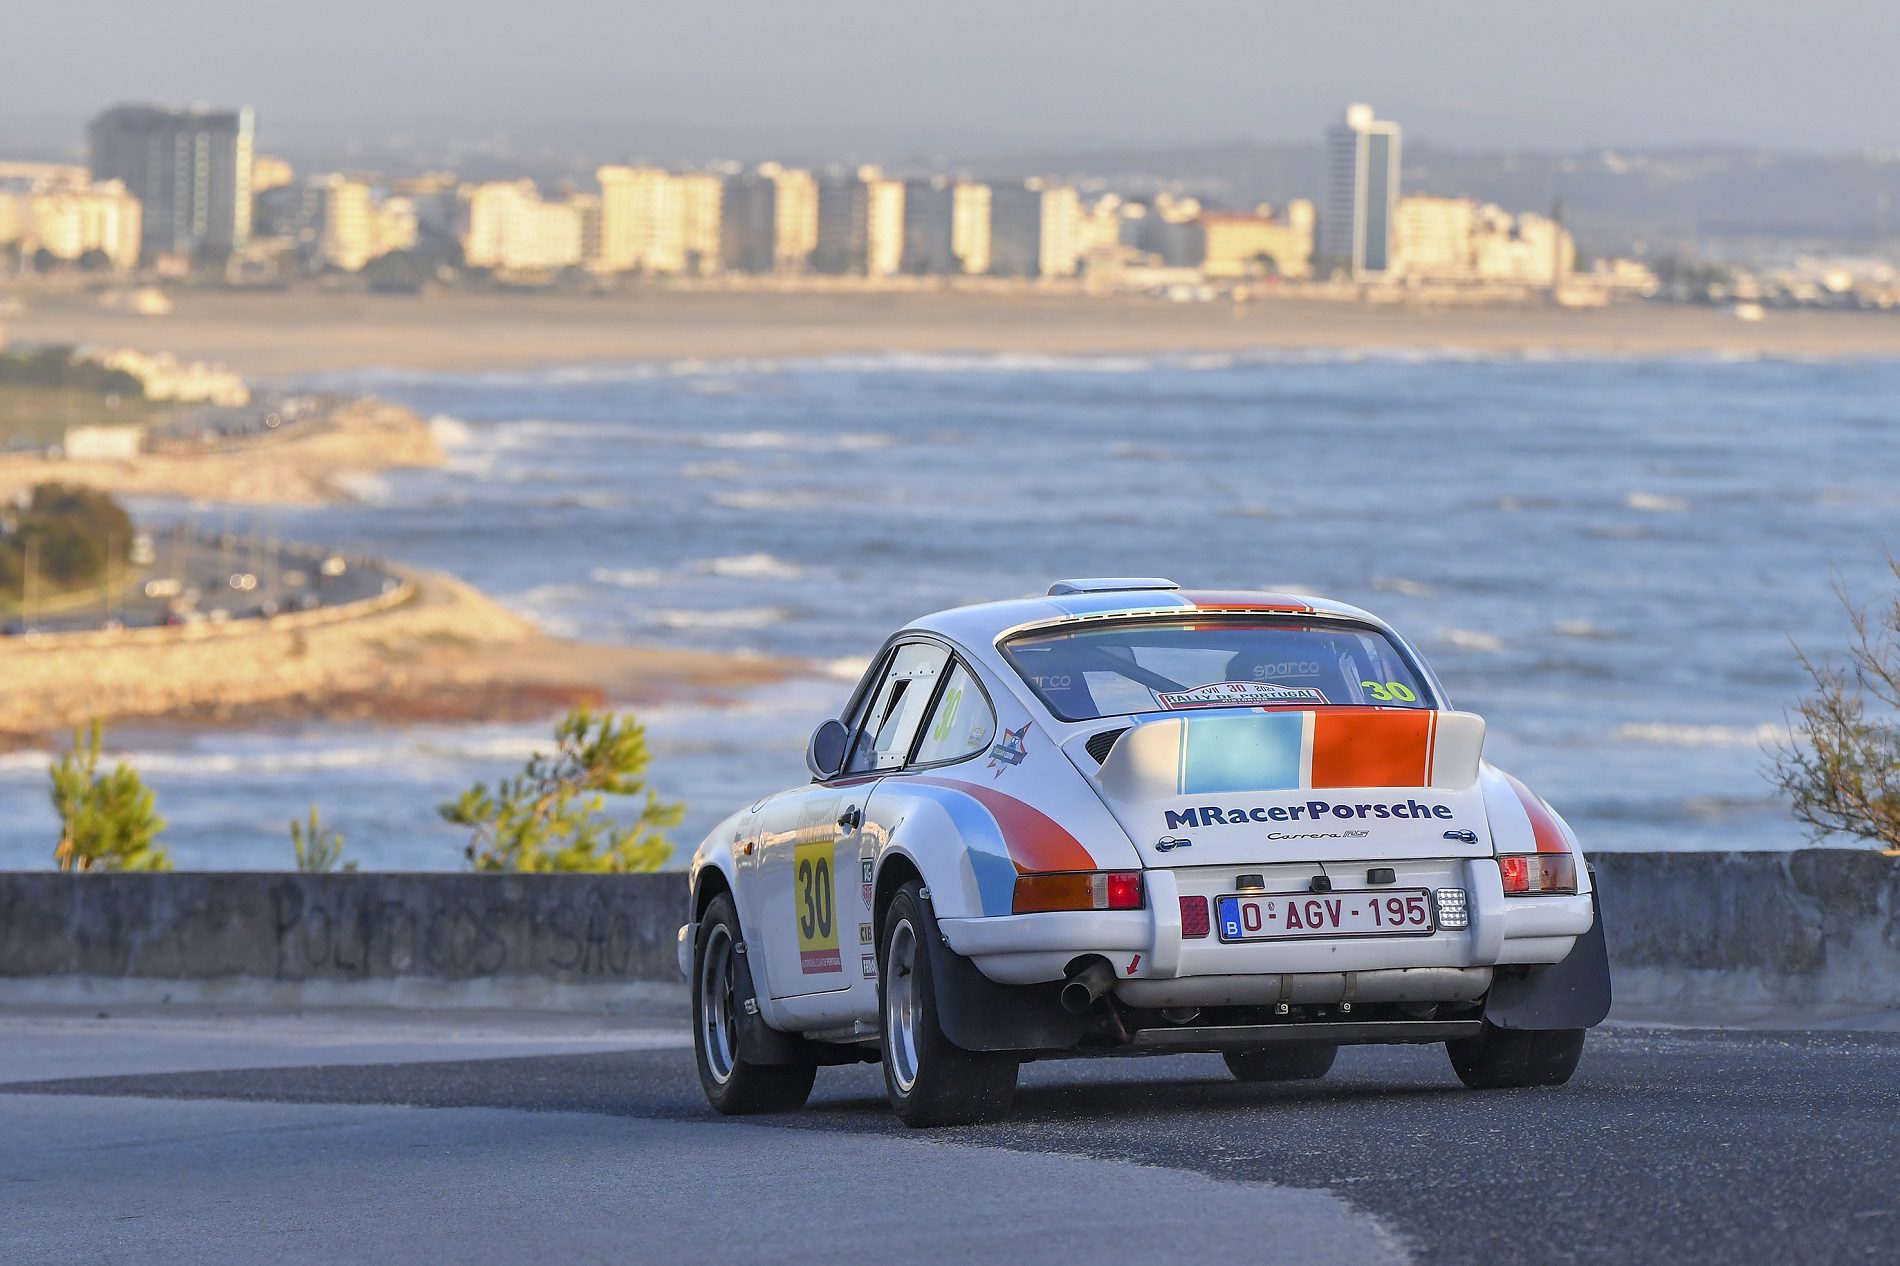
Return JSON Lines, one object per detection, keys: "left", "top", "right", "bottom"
{"left": 681, "top": 580, "right": 1610, "bottom": 1117}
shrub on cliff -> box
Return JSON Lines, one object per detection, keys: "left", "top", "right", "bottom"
{"left": 439, "top": 706, "right": 683, "bottom": 873}
{"left": 1, "top": 483, "right": 134, "bottom": 602}
{"left": 51, "top": 720, "right": 171, "bottom": 872}
{"left": 1774, "top": 561, "right": 1900, "bottom": 850}
{"left": 0, "top": 347, "right": 144, "bottom": 397}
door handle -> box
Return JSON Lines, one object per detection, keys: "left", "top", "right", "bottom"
{"left": 838, "top": 805, "right": 862, "bottom": 831}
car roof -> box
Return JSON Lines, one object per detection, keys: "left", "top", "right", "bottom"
{"left": 907, "top": 586, "right": 1398, "bottom": 658}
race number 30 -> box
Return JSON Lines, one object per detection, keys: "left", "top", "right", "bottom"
{"left": 794, "top": 840, "right": 842, "bottom": 973}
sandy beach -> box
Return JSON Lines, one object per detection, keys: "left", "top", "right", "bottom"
{"left": 6, "top": 285, "right": 1899, "bottom": 381}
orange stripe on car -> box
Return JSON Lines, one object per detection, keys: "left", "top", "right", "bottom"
{"left": 1309, "top": 709, "right": 1435, "bottom": 789}
{"left": 1503, "top": 772, "right": 1570, "bottom": 852}
{"left": 917, "top": 777, "right": 1097, "bottom": 873}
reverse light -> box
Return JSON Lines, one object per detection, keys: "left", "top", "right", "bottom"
{"left": 1433, "top": 888, "right": 1470, "bottom": 929}
{"left": 1179, "top": 895, "right": 1210, "bottom": 939}
{"left": 1013, "top": 871, "right": 1146, "bottom": 914}
{"left": 1498, "top": 854, "right": 1578, "bottom": 896}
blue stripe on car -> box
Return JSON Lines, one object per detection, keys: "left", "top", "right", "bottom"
{"left": 903, "top": 782, "right": 1019, "bottom": 916}
{"left": 1178, "top": 712, "right": 1305, "bottom": 794}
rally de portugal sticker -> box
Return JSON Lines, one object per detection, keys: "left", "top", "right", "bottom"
{"left": 1158, "top": 681, "right": 1327, "bottom": 709}
{"left": 794, "top": 839, "right": 842, "bottom": 973}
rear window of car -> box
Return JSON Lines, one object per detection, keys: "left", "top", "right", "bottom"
{"left": 1001, "top": 617, "right": 1432, "bottom": 722}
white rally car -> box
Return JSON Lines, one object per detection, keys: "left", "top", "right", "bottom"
{"left": 680, "top": 579, "right": 1610, "bottom": 1126}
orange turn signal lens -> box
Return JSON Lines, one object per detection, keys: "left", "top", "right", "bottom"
{"left": 1013, "top": 871, "right": 1145, "bottom": 914}
{"left": 1499, "top": 854, "right": 1578, "bottom": 895}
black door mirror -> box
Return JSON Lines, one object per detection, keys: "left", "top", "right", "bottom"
{"left": 806, "top": 718, "right": 850, "bottom": 781}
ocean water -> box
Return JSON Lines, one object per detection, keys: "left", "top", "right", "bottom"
{"left": 4, "top": 349, "right": 1897, "bottom": 869}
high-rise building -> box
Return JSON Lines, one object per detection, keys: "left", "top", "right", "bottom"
{"left": 311, "top": 174, "right": 373, "bottom": 271}
{"left": 0, "top": 172, "right": 143, "bottom": 270}
{"left": 900, "top": 176, "right": 956, "bottom": 274}
{"left": 865, "top": 173, "right": 905, "bottom": 277}
{"left": 87, "top": 103, "right": 255, "bottom": 262}
{"left": 812, "top": 167, "right": 871, "bottom": 274}
{"left": 761, "top": 163, "right": 817, "bottom": 271}
{"left": 951, "top": 182, "right": 992, "bottom": 274}
{"left": 461, "top": 181, "right": 582, "bottom": 271}
{"left": 1394, "top": 195, "right": 1474, "bottom": 280}
{"left": 595, "top": 167, "right": 722, "bottom": 274}
{"left": 1036, "top": 182, "right": 1082, "bottom": 278}
{"left": 988, "top": 181, "right": 1043, "bottom": 277}
{"left": 676, "top": 173, "right": 724, "bottom": 275}
{"left": 596, "top": 166, "right": 675, "bottom": 273}
{"left": 1321, "top": 102, "right": 1400, "bottom": 281}
{"left": 1074, "top": 193, "right": 1124, "bottom": 261}
{"left": 721, "top": 171, "right": 778, "bottom": 273}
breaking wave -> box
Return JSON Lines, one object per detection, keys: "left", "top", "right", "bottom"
{"left": 696, "top": 553, "right": 805, "bottom": 581}
{"left": 1624, "top": 491, "right": 1691, "bottom": 513}
{"left": 1612, "top": 722, "right": 1789, "bottom": 748}
{"left": 1436, "top": 627, "right": 1506, "bottom": 653}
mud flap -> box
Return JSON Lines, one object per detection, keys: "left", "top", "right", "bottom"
{"left": 1486, "top": 888, "right": 1613, "bottom": 1030}
{"left": 918, "top": 894, "right": 1087, "bottom": 1053}
{"left": 701, "top": 923, "right": 810, "bottom": 1067}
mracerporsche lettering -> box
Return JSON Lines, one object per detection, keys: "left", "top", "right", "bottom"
{"left": 1163, "top": 799, "right": 1458, "bottom": 830}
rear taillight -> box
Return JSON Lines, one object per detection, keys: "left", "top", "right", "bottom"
{"left": 1179, "top": 895, "right": 1210, "bottom": 939}
{"left": 1013, "top": 871, "right": 1146, "bottom": 914}
{"left": 1499, "top": 854, "right": 1578, "bottom": 895}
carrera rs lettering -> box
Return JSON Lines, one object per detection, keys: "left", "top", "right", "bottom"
{"left": 1164, "top": 800, "right": 1457, "bottom": 830}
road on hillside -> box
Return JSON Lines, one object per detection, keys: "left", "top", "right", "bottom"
{"left": 6, "top": 532, "right": 392, "bottom": 634}
{"left": 4, "top": 1020, "right": 1897, "bottom": 1264}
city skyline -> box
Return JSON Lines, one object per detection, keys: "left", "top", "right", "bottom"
{"left": 3, "top": 2, "right": 1899, "bottom": 156}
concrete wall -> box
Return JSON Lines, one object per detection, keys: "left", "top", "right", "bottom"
{"left": 0, "top": 871, "right": 688, "bottom": 1013}
{"left": 1, "top": 852, "right": 1895, "bottom": 1021}
{"left": 1590, "top": 850, "right": 1900, "bottom": 1021}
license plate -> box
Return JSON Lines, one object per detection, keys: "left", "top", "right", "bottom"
{"left": 1215, "top": 889, "right": 1435, "bottom": 942}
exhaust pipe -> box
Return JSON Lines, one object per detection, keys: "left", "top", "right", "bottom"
{"left": 1060, "top": 960, "right": 1115, "bottom": 1014}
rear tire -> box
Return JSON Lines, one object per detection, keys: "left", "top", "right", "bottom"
{"left": 1224, "top": 1043, "right": 1338, "bottom": 1082}
{"left": 1448, "top": 1022, "right": 1585, "bottom": 1089}
{"left": 693, "top": 893, "right": 817, "bottom": 1114}
{"left": 879, "top": 881, "right": 1019, "bottom": 1127}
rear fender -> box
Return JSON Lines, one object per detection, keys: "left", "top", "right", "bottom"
{"left": 1485, "top": 888, "right": 1612, "bottom": 1030}
{"left": 918, "top": 888, "right": 1085, "bottom": 1053}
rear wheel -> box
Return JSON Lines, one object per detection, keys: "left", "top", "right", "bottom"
{"left": 693, "top": 893, "right": 816, "bottom": 1114}
{"left": 1447, "top": 1022, "right": 1585, "bottom": 1089}
{"left": 879, "top": 881, "right": 1019, "bottom": 1127}
{"left": 1224, "top": 1043, "right": 1338, "bottom": 1082}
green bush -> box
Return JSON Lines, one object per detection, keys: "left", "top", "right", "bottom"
{"left": 0, "top": 347, "right": 143, "bottom": 397}
{"left": 440, "top": 706, "right": 683, "bottom": 872}
{"left": 1774, "top": 562, "right": 1900, "bottom": 851}
{"left": 291, "top": 806, "right": 356, "bottom": 872}
{"left": 51, "top": 720, "right": 170, "bottom": 872}
{"left": 1, "top": 483, "right": 133, "bottom": 601}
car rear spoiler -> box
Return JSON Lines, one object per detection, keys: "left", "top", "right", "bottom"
{"left": 1093, "top": 708, "right": 1487, "bottom": 802}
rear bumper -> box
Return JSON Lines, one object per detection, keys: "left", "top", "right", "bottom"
{"left": 936, "top": 856, "right": 1593, "bottom": 989}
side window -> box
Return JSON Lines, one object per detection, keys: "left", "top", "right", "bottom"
{"left": 912, "top": 662, "right": 995, "bottom": 767}
{"left": 845, "top": 642, "right": 950, "bottom": 774}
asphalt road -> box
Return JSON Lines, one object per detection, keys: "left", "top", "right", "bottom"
{"left": 10, "top": 534, "right": 389, "bottom": 634}
{"left": 3, "top": 1013, "right": 1897, "bottom": 1264}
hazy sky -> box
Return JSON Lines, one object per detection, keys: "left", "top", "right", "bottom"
{"left": 8, "top": 1, "right": 1898, "bottom": 155}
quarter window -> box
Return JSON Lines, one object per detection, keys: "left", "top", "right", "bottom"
{"left": 845, "top": 642, "right": 950, "bottom": 773}
{"left": 912, "top": 663, "right": 995, "bottom": 766}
